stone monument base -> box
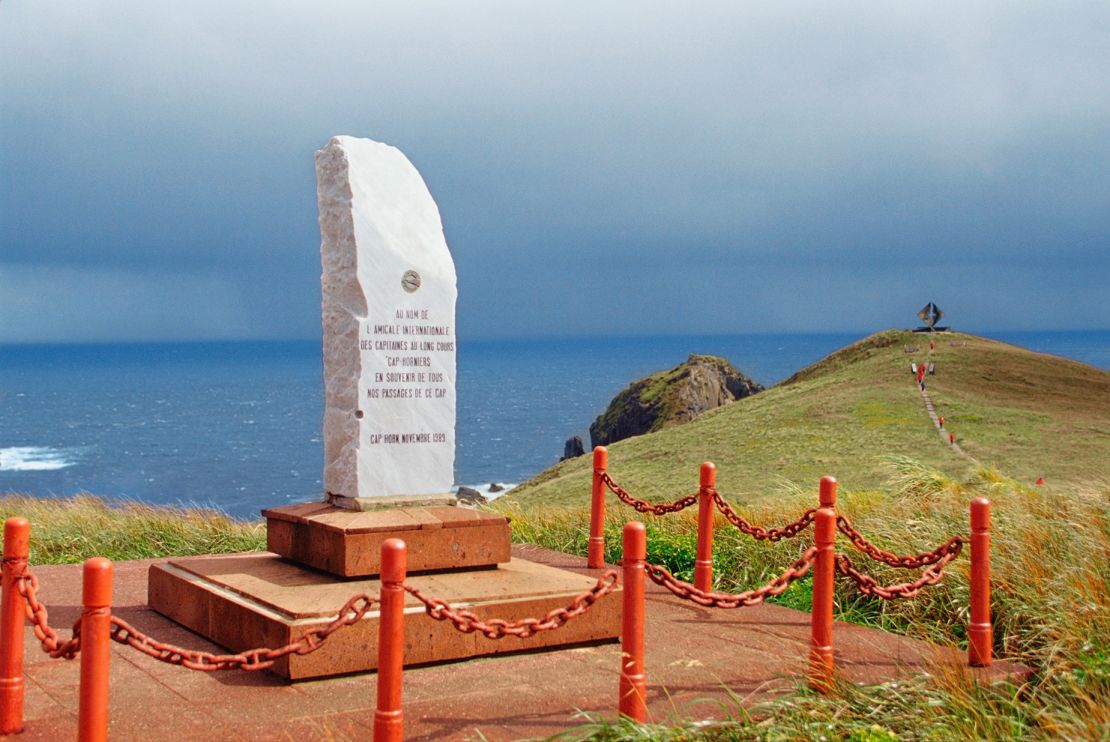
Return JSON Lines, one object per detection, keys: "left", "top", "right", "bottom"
{"left": 263, "top": 502, "right": 511, "bottom": 577}
{"left": 325, "top": 492, "right": 458, "bottom": 511}
{"left": 148, "top": 552, "right": 620, "bottom": 680}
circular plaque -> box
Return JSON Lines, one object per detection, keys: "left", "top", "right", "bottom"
{"left": 401, "top": 270, "right": 421, "bottom": 293}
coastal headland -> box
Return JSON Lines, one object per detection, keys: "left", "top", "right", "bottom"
{"left": 501, "top": 328, "right": 1110, "bottom": 509}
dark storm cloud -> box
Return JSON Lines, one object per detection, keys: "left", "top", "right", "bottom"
{"left": 1, "top": 1, "right": 1108, "bottom": 342}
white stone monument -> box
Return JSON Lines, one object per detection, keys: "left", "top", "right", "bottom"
{"left": 149, "top": 139, "right": 618, "bottom": 674}
{"left": 315, "top": 136, "right": 457, "bottom": 508}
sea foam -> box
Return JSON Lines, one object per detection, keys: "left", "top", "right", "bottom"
{"left": 0, "top": 446, "right": 76, "bottom": 472}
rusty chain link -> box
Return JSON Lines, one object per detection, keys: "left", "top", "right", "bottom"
{"left": 835, "top": 547, "right": 960, "bottom": 600}
{"left": 599, "top": 472, "right": 698, "bottom": 515}
{"left": 107, "top": 592, "right": 377, "bottom": 671}
{"left": 710, "top": 490, "right": 816, "bottom": 541}
{"left": 405, "top": 570, "right": 618, "bottom": 639}
{"left": 836, "top": 515, "right": 965, "bottom": 568}
{"left": 643, "top": 547, "right": 817, "bottom": 608}
{"left": 9, "top": 562, "right": 81, "bottom": 660}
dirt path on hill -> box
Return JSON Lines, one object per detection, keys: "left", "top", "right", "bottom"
{"left": 914, "top": 338, "right": 978, "bottom": 465}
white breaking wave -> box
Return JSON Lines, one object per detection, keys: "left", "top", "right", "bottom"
{"left": 0, "top": 446, "right": 77, "bottom": 472}
{"left": 455, "top": 482, "right": 518, "bottom": 502}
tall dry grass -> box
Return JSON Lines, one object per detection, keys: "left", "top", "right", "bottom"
{"left": 0, "top": 494, "right": 265, "bottom": 563}
{"left": 499, "top": 458, "right": 1110, "bottom": 739}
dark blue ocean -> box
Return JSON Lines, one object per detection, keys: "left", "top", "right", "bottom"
{"left": 1, "top": 330, "right": 1107, "bottom": 519}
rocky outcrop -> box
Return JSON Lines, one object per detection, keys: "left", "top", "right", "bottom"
{"left": 561, "top": 435, "right": 585, "bottom": 460}
{"left": 589, "top": 354, "right": 762, "bottom": 447}
{"left": 456, "top": 486, "right": 487, "bottom": 504}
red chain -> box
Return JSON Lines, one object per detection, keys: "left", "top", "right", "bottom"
{"left": 710, "top": 490, "right": 816, "bottom": 541}
{"left": 10, "top": 563, "right": 375, "bottom": 671}
{"left": 108, "top": 592, "right": 377, "bottom": 671}
{"left": 644, "top": 547, "right": 817, "bottom": 608}
{"left": 11, "top": 563, "right": 618, "bottom": 669}
{"left": 836, "top": 515, "right": 964, "bottom": 568}
{"left": 405, "top": 570, "right": 618, "bottom": 639}
{"left": 10, "top": 564, "right": 81, "bottom": 660}
{"left": 599, "top": 472, "right": 698, "bottom": 515}
{"left": 835, "top": 549, "right": 960, "bottom": 600}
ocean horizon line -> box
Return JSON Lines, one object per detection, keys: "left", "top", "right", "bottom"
{"left": 3, "top": 326, "right": 1109, "bottom": 349}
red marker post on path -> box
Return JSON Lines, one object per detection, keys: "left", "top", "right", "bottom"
{"left": 0, "top": 518, "right": 30, "bottom": 735}
{"left": 809, "top": 476, "right": 836, "bottom": 693}
{"left": 374, "top": 539, "right": 407, "bottom": 742}
{"left": 968, "top": 499, "right": 992, "bottom": 667}
{"left": 78, "top": 558, "right": 112, "bottom": 742}
{"left": 694, "top": 462, "right": 716, "bottom": 593}
{"left": 588, "top": 447, "right": 609, "bottom": 569}
{"left": 619, "top": 521, "right": 647, "bottom": 722}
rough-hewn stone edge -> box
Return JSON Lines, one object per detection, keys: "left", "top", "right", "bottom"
{"left": 316, "top": 138, "right": 365, "bottom": 501}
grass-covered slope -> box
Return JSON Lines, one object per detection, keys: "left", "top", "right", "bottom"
{"left": 500, "top": 329, "right": 1110, "bottom": 508}
{"left": 498, "top": 330, "right": 1110, "bottom": 738}
{"left": 0, "top": 495, "right": 264, "bottom": 564}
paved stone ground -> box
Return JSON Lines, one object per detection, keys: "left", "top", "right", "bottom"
{"left": 11, "top": 545, "right": 1022, "bottom": 741}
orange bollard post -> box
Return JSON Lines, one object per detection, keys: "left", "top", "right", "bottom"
{"left": 968, "top": 498, "right": 992, "bottom": 667}
{"left": 588, "top": 447, "right": 609, "bottom": 569}
{"left": 0, "top": 518, "right": 30, "bottom": 735}
{"left": 694, "top": 462, "right": 716, "bottom": 592}
{"left": 809, "top": 477, "right": 836, "bottom": 693}
{"left": 374, "top": 539, "right": 407, "bottom": 742}
{"left": 619, "top": 521, "right": 647, "bottom": 722}
{"left": 78, "top": 558, "right": 112, "bottom": 742}
{"left": 818, "top": 475, "right": 837, "bottom": 510}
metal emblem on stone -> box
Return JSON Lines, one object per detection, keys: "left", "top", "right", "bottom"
{"left": 401, "top": 270, "right": 422, "bottom": 293}
{"left": 315, "top": 136, "right": 457, "bottom": 508}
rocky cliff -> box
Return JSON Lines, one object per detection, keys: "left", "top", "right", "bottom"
{"left": 589, "top": 354, "right": 762, "bottom": 447}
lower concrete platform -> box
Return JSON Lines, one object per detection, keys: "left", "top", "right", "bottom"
{"left": 148, "top": 551, "right": 621, "bottom": 680}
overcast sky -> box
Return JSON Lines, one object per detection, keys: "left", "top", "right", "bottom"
{"left": 2, "top": 2, "right": 1108, "bottom": 343}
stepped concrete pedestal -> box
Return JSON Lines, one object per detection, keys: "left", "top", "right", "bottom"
{"left": 149, "top": 501, "right": 621, "bottom": 680}
{"left": 148, "top": 550, "right": 621, "bottom": 680}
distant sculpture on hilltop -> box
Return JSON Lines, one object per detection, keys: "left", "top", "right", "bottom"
{"left": 916, "top": 302, "right": 945, "bottom": 332}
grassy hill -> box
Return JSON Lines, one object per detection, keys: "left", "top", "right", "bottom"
{"left": 499, "top": 329, "right": 1110, "bottom": 509}
{"left": 494, "top": 328, "right": 1110, "bottom": 738}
